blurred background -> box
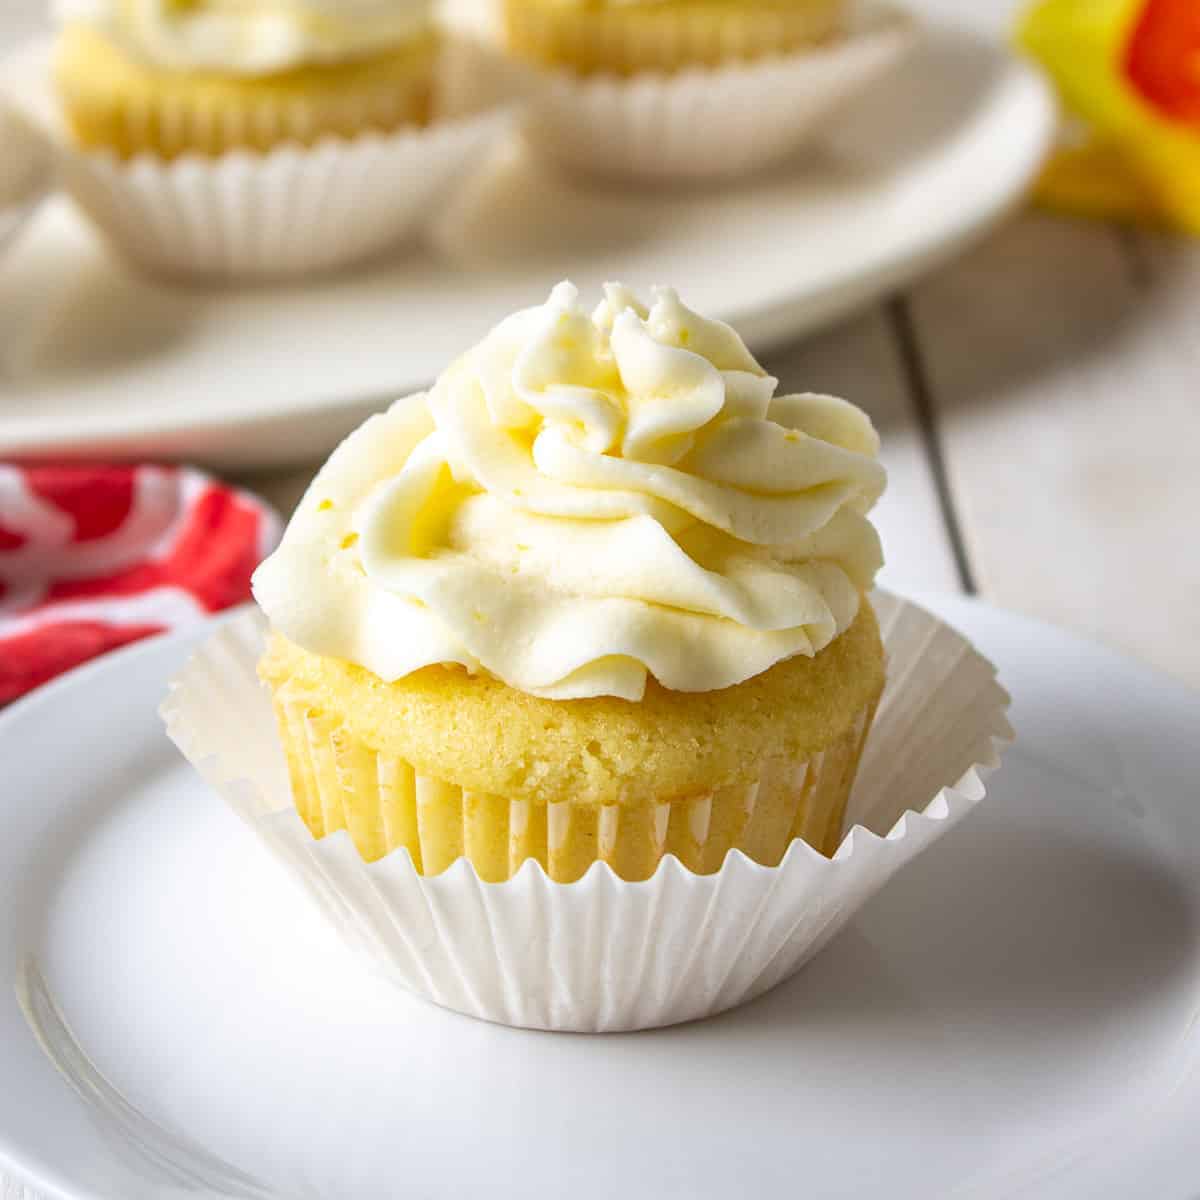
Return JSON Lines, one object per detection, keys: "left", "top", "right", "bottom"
{"left": 1, "top": 0, "right": 1197, "bottom": 696}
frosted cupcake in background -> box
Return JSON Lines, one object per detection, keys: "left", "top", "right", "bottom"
{"left": 504, "top": 0, "right": 847, "bottom": 75}
{"left": 166, "top": 280, "right": 1010, "bottom": 1030}
{"left": 54, "top": 0, "right": 440, "bottom": 157}
{"left": 252, "top": 281, "right": 888, "bottom": 882}
{"left": 470, "top": 0, "right": 916, "bottom": 179}
{"left": 0, "top": 0, "right": 515, "bottom": 278}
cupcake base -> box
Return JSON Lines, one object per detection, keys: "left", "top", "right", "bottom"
{"left": 504, "top": 0, "right": 845, "bottom": 76}
{"left": 270, "top": 681, "right": 879, "bottom": 882}
{"left": 55, "top": 25, "right": 439, "bottom": 159}
{"left": 49, "top": 107, "right": 513, "bottom": 280}
{"left": 3, "top": 37, "right": 515, "bottom": 280}
{"left": 446, "top": 6, "right": 915, "bottom": 180}
{"left": 162, "top": 593, "right": 1011, "bottom": 1031}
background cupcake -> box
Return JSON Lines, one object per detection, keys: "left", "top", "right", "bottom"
{"left": 54, "top": 0, "right": 439, "bottom": 158}
{"left": 471, "top": 0, "right": 915, "bottom": 179}
{"left": 252, "top": 281, "right": 888, "bottom": 883}
{"left": 503, "top": 0, "right": 846, "bottom": 76}
{"left": 9, "top": 0, "right": 514, "bottom": 278}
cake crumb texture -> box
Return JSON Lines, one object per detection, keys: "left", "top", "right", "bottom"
{"left": 259, "top": 599, "right": 884, "bottom": 808}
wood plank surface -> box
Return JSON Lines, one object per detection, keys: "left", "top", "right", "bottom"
{"left": 905, "top": 213, "right": 1200, "bottom": 684}
{"left": 766, "top": 308, "right": 964, "bottom": 595}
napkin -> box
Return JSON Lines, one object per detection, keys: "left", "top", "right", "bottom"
{"left": 0, "top": 464, "right": 280, "bottom": 705}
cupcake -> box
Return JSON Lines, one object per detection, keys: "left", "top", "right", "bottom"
{"left": 251, "top": 281, "right": 888, "bottom": 883}
{"left": 469, "top": 0, "right": 915, "bottom": 179}
{"left": 503, "top": 0, "right": 846, "bottom": 76}
{"left": 167, "top": 280, "right": 1011, "bottom": 1030}
{"left": 54, "top": 0, "right": 439, "bottom": 158}
{"left": 12, "top": 0, "right": 514, "bottom": 277}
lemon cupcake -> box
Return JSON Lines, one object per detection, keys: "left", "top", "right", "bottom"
{"left": 167, "top": 280, "right": 1012, "bottom": 1028}
{"left": 54, "top": 0, "right": 439, "bottom": 158}
{"left": 14, "top": 0, "right": 513, "bottom": 277}
{"left": 503, "top": 0, "right": 845, "bottom": 76}
{"left": 252, "top": 281, "right": 888, "bottom": 883}
{"left": 459, "top": 0, "right": 914, "bottom": 179}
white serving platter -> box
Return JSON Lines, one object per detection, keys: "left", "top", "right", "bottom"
{"left": 0, "top": 24, "right": 1054, "bottom": 468}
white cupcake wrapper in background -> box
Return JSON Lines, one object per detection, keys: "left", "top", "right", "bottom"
{"left": 162, "top": 592, "right": 1011, "bottom": 1033}
{"left": 447, "top": 4, "right": 916, "bottom": 181}
{"left": 56, "top": 114, "right": 512, "bottom": 279}
{"left": 0, "top": 39, "right": 518, "bottom": 280}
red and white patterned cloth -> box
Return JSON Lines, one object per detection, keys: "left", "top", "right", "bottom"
{"left": 0, "top": 464, "right": 281, "bottom": 705}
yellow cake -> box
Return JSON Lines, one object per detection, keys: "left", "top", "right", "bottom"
{"left": 502, "top": 0, "right": 845, "bottom": 76}
{"left": 260, "top": 605, "right": 882, "bottom": 881}
{"left": 53, "top": 0, "right": 438, "bottom": 158}
{"left": 252, "top": 281, "right": 889, "bottom": 882}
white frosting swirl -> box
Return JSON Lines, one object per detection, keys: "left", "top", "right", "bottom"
{"left": 55, "top": 0, "right": 432, "bottom": 74}
{"left": 253, "top": 282, "right": 886, "bottom": 701}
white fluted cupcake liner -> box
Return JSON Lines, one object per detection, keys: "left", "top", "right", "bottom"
{"left": 162, "top": 592, "right": 1010, "bottom": 1032}
{"left": 58, "top": 113, "right": 514, "bottom": 279}
{"left": 266, "top": 684, "right": 874, "bottom": 880}
{"left": 0, "top": 38, "right": 517, "bottom": 280}
{"left": 448, "top": 4, "right": 915, "bottom": 181}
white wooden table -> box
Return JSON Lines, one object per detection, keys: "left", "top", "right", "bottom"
{"left": 2, "top": 0, "right": 1198, "bottom": 1195}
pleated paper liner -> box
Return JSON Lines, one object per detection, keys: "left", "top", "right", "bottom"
{"left": 0, "top": 37, "right": 518, "bottom": 280}
{"left": 54, "top": 25, "right": 440, "bottom": 159}
{"left": 268, "top": 683, "right": 877, "bottom": 882}
{"left": 163, "top": 592, "right": 1010, "bottom": 1032}
{"left": 445, "top": 3, "right": 915, "bottom": 180}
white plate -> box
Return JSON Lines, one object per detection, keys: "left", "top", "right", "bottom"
{"left": 0, "top": 26, "right": 1054, "bottom": 469}
{"left": 2, "top": 592, "right": 1199, "bottom": 1200}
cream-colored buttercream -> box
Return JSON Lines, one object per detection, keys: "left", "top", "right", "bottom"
{"left": 253, "top": 282, "right": 886, "bottom": 700}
